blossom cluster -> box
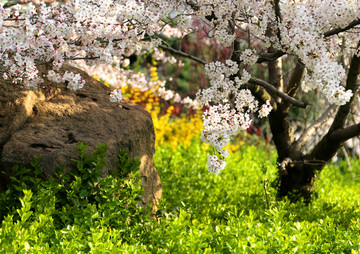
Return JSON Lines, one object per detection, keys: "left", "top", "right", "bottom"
{"left": 0, "top": 0, "right": 170, "bottom": 88}
{"left": 109, "top": 89, "right": 123, "bottom": 103}
{"left": 278, "top": 1, "right": 359, "bottom": 105}
{"left": 1, "top": 0, "right": 360, "bottom": 174}
{"left": 76, "top": 59, "right": 199, "bottom": 110}
{"left": 47, "top": 70, "right": 85, "bottom": 90}
{"left": 197, "top": 59, "right": 273, "bottom": 173}
{"left": 240, "top": 49, "right": 259, "bottom": 66}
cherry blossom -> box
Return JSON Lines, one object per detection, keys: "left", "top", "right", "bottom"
{"left": 1, "top": 0, "right": 359, "bottom": 175}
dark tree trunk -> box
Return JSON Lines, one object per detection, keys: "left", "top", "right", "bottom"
{"left": 277, "top": 159, "right": 324, "bottom": 203}
{"left": 225, "top": 26, "right": 360, "bottom": 203}
{"left": 273, "top": 45, "right": 360, "bottom": 202}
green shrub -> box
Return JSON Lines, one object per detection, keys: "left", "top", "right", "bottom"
{"left": 0, "top": 143, "right": 150, "bottom": 253}
{"left": 1, "top": 139, "right": 360, "bottom": 253}
{"left": 154, "top": 139, "right": 360, "bottom": 253}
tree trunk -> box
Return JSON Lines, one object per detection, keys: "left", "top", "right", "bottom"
{"left": 276, "top": 158, "right": 324, "bottom": 203}
{"left": 274, "top": 46, "right": 360, "bottom": 202}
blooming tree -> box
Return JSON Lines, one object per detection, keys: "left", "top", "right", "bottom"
{"left": 1, "top": 0, "right": 360, "bottom": 200}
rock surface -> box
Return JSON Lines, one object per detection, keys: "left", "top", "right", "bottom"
{"left": 0, "top": 65, "right": 162, "bottom": 208}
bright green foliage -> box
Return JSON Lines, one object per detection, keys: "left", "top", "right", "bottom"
{"left": 1, "top": 140, "right": 360, "bottom": 253}
{"left": 0, "top": 143, "right": 148, "bottom": 253}
{"left": 154, "top": 140, "right": 360, "bottom": 253}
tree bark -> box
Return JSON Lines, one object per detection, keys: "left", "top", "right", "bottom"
{"left": 276, "top": 46, "right": 360, "bottom": 202}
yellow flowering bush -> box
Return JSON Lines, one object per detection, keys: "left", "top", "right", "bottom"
{"left": 153, "top": 108, "right": 204, "bottom": 149}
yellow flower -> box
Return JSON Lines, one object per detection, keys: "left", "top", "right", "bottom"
{"left": 150, "top": 76, "right": 159, "bottom": 82}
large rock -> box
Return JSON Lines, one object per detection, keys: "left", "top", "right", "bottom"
{"left": 0, "top": 65, "right": 161, "bottom": 208}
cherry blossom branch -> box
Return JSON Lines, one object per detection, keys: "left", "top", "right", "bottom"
{"left": 310, "top": 44, "right": 360, "bottom": 162}
{"left": 283, "top": 60, "right": 305, "bottom": 111}
{"left": 64, "top": 56, "right": 100, "bottom": 61}
{"left": 329, "top": 44, "right": 360, "bottom": 132}
{"left": 257, "top": 50, "right": 285, "bottom": 64}
{"left": 284, "top": 60, "right": 305, "bottom": 98}
{"left": 256, "top": 18, "right": 360, "bottom": 64}
{"left": 272, "top": 0, "right": 282, "bottom": 43}
{"left": 158, "top": 41, "right": 207, "bottom": 65}
{"left": 244, "top": 80, "right": 272, "bottom": 106}
{"left": 267, "top": 50, "right": 283, "bottom": 92}
{"left": 324, "top": 18, "right": 360, "bottom": 37}
{"left": 248, "top": 78, "right": 307, "bottom": 108}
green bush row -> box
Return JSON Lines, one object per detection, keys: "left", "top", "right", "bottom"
{"left": 0, "top": 143, "right": 150, "bottom": 253}
{"left": 155, "top": 141, "right": 360, "bottom": 253}
{"left": 0, "top": 140, "right": 360, "bottom": 253}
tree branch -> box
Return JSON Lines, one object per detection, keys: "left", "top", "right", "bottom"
{"left": 64, "top": 56, "right": 100, "bottom": 61}
{"left": 292, "top": 104, "right": 337, "bottom": 152}
{"left": 158, "top": 36, "right": 306, "bottom": 110}
{"left": 243, "top": 80, "right": 273, "bottom": 107}
{"left": 257, "top": 50, "right": 285, "bottom": 64}
{"left": 248, "top": 78, "right": 307, "bottom": 108}
{"left": 284, "top": 61, "right": 305, "bottom": 97}
{"left": 158, "top": 43, "right": 207, "bottom": 65}
{"left": 329, "top": 42, "right": 360, "bottom": 132}
{"left": 273, "top": 0, "right": 282, "bottom": 22}
{"left": 330, "top": 123, "right": 360, "bottom": 144}
{"left": 266, "top": 48, "right": 293, "bottom": 161}
{"left": 268, "top": 52, "right": 283, "bottom": 92}
{"left": 230, "top": 36, "right": 242, "bottom": 63}
{"left": 324, "top": 18, "right": 360, "bottom": 37}
{"left": 310, "top": 43, "right": 360, "bottom": 162}
{"left": 283, "top": 60, "right": 305, "bottom": 111}
{"left": 3, "top": 0, "right": 24, "bottom": 8}
{"left": 272, "top": 0, "right": 282, "bottom": 43}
